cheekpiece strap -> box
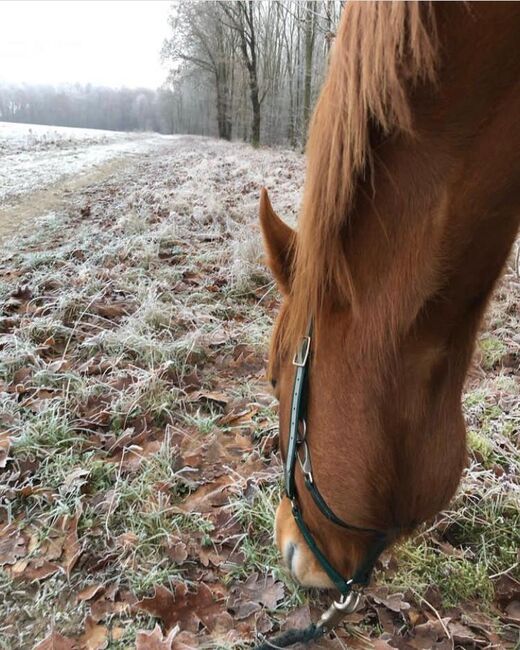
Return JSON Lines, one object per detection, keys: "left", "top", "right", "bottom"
{"left": 285, "top": 322, "right": 312, "bottom": 499}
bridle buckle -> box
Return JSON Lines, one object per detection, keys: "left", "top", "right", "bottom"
{"left": 292, "top": 335, "right": 311, "bottom": 367}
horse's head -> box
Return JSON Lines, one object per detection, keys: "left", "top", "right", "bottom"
{"left": 259, "top": 188, "right": 394, "bottom": 590}
{"left": 260, "top": 186, "right": 467, "bottom": 591}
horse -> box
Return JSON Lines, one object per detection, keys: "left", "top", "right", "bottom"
{"left": 259, "top": 1, "right": 520, "bottom": 601}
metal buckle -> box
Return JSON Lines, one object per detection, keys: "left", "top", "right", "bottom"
{"left": 292, "top": 335, "right": 311, "bottom": 367}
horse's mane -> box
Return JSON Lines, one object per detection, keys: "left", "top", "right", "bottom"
{"left": 287, "top": 1, "right": 438, "bottom": 347}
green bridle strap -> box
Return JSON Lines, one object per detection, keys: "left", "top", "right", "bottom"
{"left": 285, "top": 321, "right": 392, "bottom": 598}
{"left": 292, "top": 503, "right": 355, "bottom": 595}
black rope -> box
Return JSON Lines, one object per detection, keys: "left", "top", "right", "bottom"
{"left": 253, "top": 622, "right": 326, "bottom": 649}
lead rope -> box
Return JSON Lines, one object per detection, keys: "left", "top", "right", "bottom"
{"left": 253, "top": 623, "right": 325, "bottom": 649}
{"left": 252, "top": 591, "right": 362, "bottom": 649}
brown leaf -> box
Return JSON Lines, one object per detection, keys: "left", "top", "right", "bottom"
{"left": 11, "top": 558, "right": 60, "bottom": 581}
{"left": 228, "top": 574, "right": 285, "bottom": 620}
{"left": 409, "top": 618, "right": 452, "bottom": 649}
{"left": 447, "top": 620, "right": 485, "bottom": 645}
{"left": 62, "top": 512, "right": 82, "bottom": 576}
{"left": 0, "top": 431, "right": 11, "bottom": 468}
{"left": 280, "top": 604, "right": 312, "bottom": 631}
{"left": 0, "top": 523, "right": 27, "bottom": 565}
{"left": 189, "top": 390, "right": 229, "bottom": 405}
{"left": 503, "top": 600, "right": 520, "bottom": 624}
{"left": 165, "top": 537, "right": 188, "bottom": 564}
{"left": 171, "top": 631, "right": 199, "bottom": 650}
{"left": 461, "top": 606, "right": 503, "bottom": 645}
{"left": 114, "top": 531, "right": 139, "bottom": 550}
{"left": 494, "top": 574, "right": 520, "bottom": 607}
{"left": 62, "top": 468, "right": 90, "bottom": 493}
{"left": 91, "top": 300, "right": 132, "bottom": 320}
{"left": 135, "top": 625, "right": 178, "bottom": 650}
{"left": 135, "top": 582, "right": 230, "bottom": 633}
{"left": 77, "top": 584, "right": 105, "bottom": 603}
{"left": 370, "top": 587, "right": 411, "bottom": 613}
{"left": 89, "top": 589, "right": 135, "bottom": 622}
{"left": 33, "top": 630, "right": 78, "bottom": 649}
{"left": 77, "top": 615, "right": 108, "bottom": 650}
{"left": 176, "top": 475, "right": 234, "bottom": 513}
{"left": 12, "top": 366, "right": 32, "bottom": 386}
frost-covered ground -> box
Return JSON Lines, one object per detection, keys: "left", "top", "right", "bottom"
{"left": 0, "top": 133, "right": 518, "bottom": 648}
{"left": 0, "top": 122, "right": 170, "bottom": 206}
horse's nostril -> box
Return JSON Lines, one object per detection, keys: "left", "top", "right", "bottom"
{"left": 285, "top": 542, "right": 296, "bottom": 571}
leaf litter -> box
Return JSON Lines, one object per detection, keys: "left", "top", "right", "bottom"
{"left": 0, "top": 132, "right": 518, "bottom": 648}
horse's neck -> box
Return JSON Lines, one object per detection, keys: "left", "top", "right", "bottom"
{"left": 331, "top": 4, "right": 520, "bottom": 528}
{"left": 349, "top": 1, "right": 520, "bottom": 368}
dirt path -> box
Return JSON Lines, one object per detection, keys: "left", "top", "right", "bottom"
{"left": 0, "top": 124, "right": 174, "bottom": 241}
{"left": 0, "top": 155, "right": 136, "bottom": 240}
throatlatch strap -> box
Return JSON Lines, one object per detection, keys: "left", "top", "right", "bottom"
{"left": 304, "top": 477, "right": 385, "bottom": 537}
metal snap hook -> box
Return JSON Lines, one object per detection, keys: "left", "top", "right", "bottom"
{"left": 296, "top": 418, "right": 307, "bottom": 443}
{"left": 297, "top": 438, "right": 313, "bottom": 482}
{"left": 316, "top": 588, "right": 363, "bottom": 632}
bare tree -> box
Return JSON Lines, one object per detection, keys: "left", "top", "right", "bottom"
{"left": 162, "top": 2, "right": 236, "bottom": 140}
{"left": 218, "top": 1, "right": 263, "bottom": 147}
{"left": 161, "top": 0, "right": 345, "bottom": 148}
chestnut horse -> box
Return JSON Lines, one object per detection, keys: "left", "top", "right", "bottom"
{"left": 260, "top": 2, "right": 520, "bottom": 592}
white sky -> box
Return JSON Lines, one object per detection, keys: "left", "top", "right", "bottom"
{"left": 0, "top": 1, "right": 172, "bottom": 89}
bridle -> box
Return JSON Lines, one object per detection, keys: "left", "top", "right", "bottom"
{"left": 284, "top": 322, "right": 392, "bottom": 631}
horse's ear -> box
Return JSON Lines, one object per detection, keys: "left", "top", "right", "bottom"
{"left": 259, "top": 188, "right": 295, "bottom": 294}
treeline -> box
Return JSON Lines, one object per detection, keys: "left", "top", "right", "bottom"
{"left": 1, "top": 1, "right": 345, "bottom": 147}
{"left": 0, "top": 83, "right": 177, "bottom": 134}
{"left": 162, "top": 0, "right": 345, "bottom": 147}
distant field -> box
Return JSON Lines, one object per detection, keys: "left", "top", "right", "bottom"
{"left": 0, "top": 122, "right": 167, "bottom": 208}
{"left": 0, "top": 132, "right": 518, "bottom": 648}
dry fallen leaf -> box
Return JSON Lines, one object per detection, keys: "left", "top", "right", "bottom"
{"left": 188, "top": 390, "right": 229, "bottom": 405}
{"left": 0, "top": 431, "right": 11, "bottom": 468}
{"left": 33, "top": 630, "right": 77, "bottom": 649}
{"left": 175, "top": 475, "right": 234, "bottom": 514}
{"left": 135, "top": 625, "right": 178, "bottom": 650}
{"left": 77, "top": 615, "right": 108, "bottom": 650}
{"left": 228, "top": 573, "right": 285, "bottom": 620}
{"left": 503, "top": 599, "right": 520, "bottom": 624}
{"left": 494, "top": 574, "right": 520, "bottom": 607}
{"left": 62, "top": 512, "right": 82, "bottom": 576}
{"left": 369, "top": 587, "right": 411, "bottom": 613}
{"left": 0, "top": 523, "right": 27, "bottom": 566}
{"left": 76, "top": 584, "right": 105, "bottom": 603}
{"left": 134, "top": 582, "right": 231, "bottom": 633}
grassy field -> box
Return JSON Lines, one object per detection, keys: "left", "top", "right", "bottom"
{"left": 0, "top": 135, "right": 518, "bottom": 649}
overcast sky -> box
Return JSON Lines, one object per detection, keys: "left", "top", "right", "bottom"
{"left": 0, "top": 1, "right": 172, "bottom": 89}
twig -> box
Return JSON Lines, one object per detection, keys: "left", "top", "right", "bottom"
{"left": 410, "top": 588, "right": 452, "bottom": 641}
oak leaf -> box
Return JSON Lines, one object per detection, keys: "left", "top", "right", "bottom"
{"left": 228, "top": 574, "right": 285, "bottom": 620}
{"left": 135, "top": 582, "right": 231, "bottom": 633}
{"left": 135, "top": 625, "right": 178, "bottom": 650}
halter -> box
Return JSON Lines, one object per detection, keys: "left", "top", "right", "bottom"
{"left": 285, "top": 322, "right": 390, "bottom": 631}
